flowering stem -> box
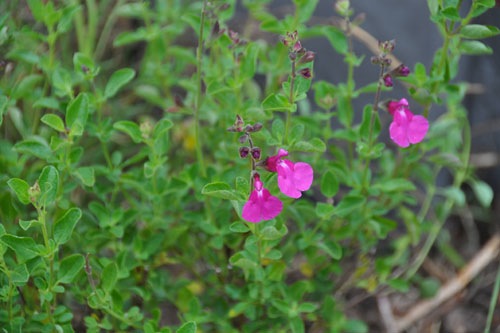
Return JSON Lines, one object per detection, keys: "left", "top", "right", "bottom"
{"left": 284, "top": 58, "right": 296, "bottom": 145}
{"left": 362, "top": 64, "right": 385, "bottom": 188}
{"left": 194, "top": 0, "right": 208, "bottom": 178}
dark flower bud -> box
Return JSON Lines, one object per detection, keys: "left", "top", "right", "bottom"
{"left": 298, "top": 51, "right": 315, "bottom": 64}
{"left": 383, "top": 74, "right": 393, "bottom": 87}
{"left": 382, "top": 57, "right": 392, "bottom": 66}
{"left": 244, "top": 124, "right": 254, "bottom": 132}
{"left": 229, "top": 30, "right": 240, "bottom": 44}
{"left": 289, "top": 52, "right": 297, "bottom": 61}
{"left": 293, "top": 41, "right": 302, "bottom": 53}
{"left": 238, "top": 134, "right": 249, "bottom": 144}
{"left": 252, "top": 123, "right": 263, "bottom": 132}
{"left": 289, "top": 30, "right": 298, "bottom": 41}
{"left": 298, "top": 68, "right": 312, "bottom": 79}
{"left": 81, "top": 65, "right": 89, "bottom": 74}
{"left": 251, "top": 147, "right": 261, "bottom": 160}
{"left": 239, "top": 147, "right": 250, "bottom": 158}
{"left": 393, "top": 64, "right": 410, "bottom": 77}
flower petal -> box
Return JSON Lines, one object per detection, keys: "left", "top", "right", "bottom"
{"left": 390, "top": 111, "right": 410, "bottom": 148}
{"left": 293, "top": 162, "right": 313, "bottom": 191}
{"left": 277, "top": 160, "right": 302, "bottom": 198}
{"left": 408, "top": 115, "right": 429, "bottom": 144}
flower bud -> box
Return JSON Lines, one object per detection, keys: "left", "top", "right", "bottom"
{"left": 289, "top": 52, "right": 297, "bottom": 61}
{"left": 251, "top": 147, "right": 261, "bottom": 160}
{"left": 212, "top": 21, "right": 220, "bottom": 35}
{"left": 335, "top": 0, "right": 350, "bottom": 16}
{"left": 394, "top": 64, "right": 410, "bottom": 77}
{"left": 293, "top": 41, "right": 302, "bottom": 53}
{"left": 298, "top": 68, "right": 312, "bottom": 79}
{"left": 244, "top": 124, "right": 254, "bottom": 132}
{"left": 239, "top": 146, "right": 250, "bottom": 158}
{"left": 28, "top": 181, "right": 41, "bottom": 203}
{"left": 140, "top": 120, "right": 154, "bottom": 139}
{"left": 298, "top": 51, "right": 315, "bottom": 64}
{"left": 379, "top": 39, "right": 396, "bottom": 54}
{"left": 383, "top": 74, "right": 393, "bottom": 87}
{"left": 371, "top": 56, "right": 382, "bottom": 65}
{"left": 238, "top": 134, "right": 249, "bottom": 144}
{"left": 252, "top": 123, "right": 263, "bottom": 132}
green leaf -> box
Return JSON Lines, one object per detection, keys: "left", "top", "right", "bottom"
{"left": 41, "top": 114, "right": 66, "bottom": 132}
{"left": 342, "top": 320, "right": 368, "bottom": 333}
{"left": 201, "top": 182, "right": 245, "bottom": 201}
{"left": 440, "top": 7, "right": 461, "bottom": 21}
{"left": 11, "top": 264, "right": 29, "bottom": 286}
{"left": 0, "top": 95, "right": 9, "bottom": 126}
{"left": 53, "top": 208, "right": 82, "bottom": 245}
{"left": 293, "top": 138, "right": 326, "bottom": 152}
{"left": 19, "top": 219, "right": 39, "bottom": 231}
{"left": 104, "top": 68, "right": 136, "bottom": 99}
{"left": 66, "top": 93, "right": 89, "bottom": 130}
{"left": 14, "top": 138, "right": 52, "bottom": 160}
{"left": 320, "top": 170, "right": 339, "bottom": 197}
{"left": 262, "top": 93, "right": 294, "bottom": 112}
{"left": 101, "top": 262, "right": 118, "bottom": 293}
{"left": 229, "top": 222, "right": 250, "bottom": 233}
{"left": 260, "top": 225, "right": 287, "bottom": 240}
{"left": 315, "top": 203, "right": 335, "bottom": 219}
{"left": 335, "top": 194, "right": 366, "bottom": 217}
{"left": 322, "top": 26, "right": 348, "bottom": 54}
{"left": 316, "top": 241, "right": 342, "bottom": 260}
{"left": 176, "top": 322, "right": 197, "bottom": 333}
{"left": 374, "top": 178, "right": 416, "bottom": 192}
{"left": 7, "top": 178, "right": 31, "bottom": 205}
{"left": 73, "top": 167, "right": 95, "bottom": 187}
{"left": 271, "top": 118, "right": 285, "bottom": 143}
{"left": 38, "top": 165, "right": 59, "bottom": 205}
{"left": 471, "top": 179, "right": 493, "bottom": 207}
{"left": 58, "top": 254, "right": 84, "bottom": 284}
{"left": 459, "top": 40, "right": 493, "bottom": 55}
{"left": 0, "top": 235, "right": 39, "bottom": 262}
{"left": 113, "top": 120, "right": 143, "bottom": 143}
{"left": 460, "top": 24, "right": 500, "bottom": 39}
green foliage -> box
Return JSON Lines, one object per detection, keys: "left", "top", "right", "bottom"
{"left": 0, "top": 0, "right": 497, "bottom": 331}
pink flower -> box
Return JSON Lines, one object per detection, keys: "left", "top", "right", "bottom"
{"left": 388, "top": 98, "right": 429, "bottom": 148}
{"left": 242, "top": 174, "right": 283, "bottom": 223}
{"left": 266, "top": 149, "right": 314, "bottom": 199}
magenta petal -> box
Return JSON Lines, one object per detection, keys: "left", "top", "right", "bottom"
{"left": 242, "top": 187, "right": 282, "bottom": 223}
{"left": 407, "top": 115, "right": 429, "bottom": 144}
{"left": 293, "top": 162, "right": 313, "bottom": 191}
{"left": 277, "top": 161, "right": 302, "bottom": 198}
{"left": 389, "top": 120, "right": 410, "bottom": 148}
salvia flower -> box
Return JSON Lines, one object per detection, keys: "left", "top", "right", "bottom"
{"left": 242, "top": 174, "right": 283, "bottom": 223}
{"left": 388, "top": 98, "right": 429, "bottom": 148}
{"left": 266, "top": 149, "right": 314, "bottom": 199}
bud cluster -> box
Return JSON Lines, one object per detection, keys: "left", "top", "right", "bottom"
{"left": 280, "top": 31, "right": 315, "bottom": 80}
{"left": 228, "top": 115, "right": 263, "bottom": 160}
{"left": 371, "top": 40, "right": 410, "bottom": 87}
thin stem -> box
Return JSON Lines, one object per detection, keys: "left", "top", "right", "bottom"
{"left": 284, "top": 58, "right": 296, "bottom": 145}
{"left": 484, "top": 260, "right": 500, "bottom": 333}
{"left": 194, "top": 0, "right": 208, "bottom": 178}
{"left": 406, "top": 117, "right": 470, "bottom": 278}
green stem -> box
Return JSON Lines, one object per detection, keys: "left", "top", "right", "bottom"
{"left": 194, "top": 0, "right": 208, "bottom": 178}
{"left": 484, "top": 258, "right": 500, "bottom": 333}
{"left": 284, "top": 58, "right": 296, "bottom": 145}
{"left": 406, "top": 117, "right": 470, "bottom": 278}
{"left": 94, "top": 0, "right": 125, "bottom": 60}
